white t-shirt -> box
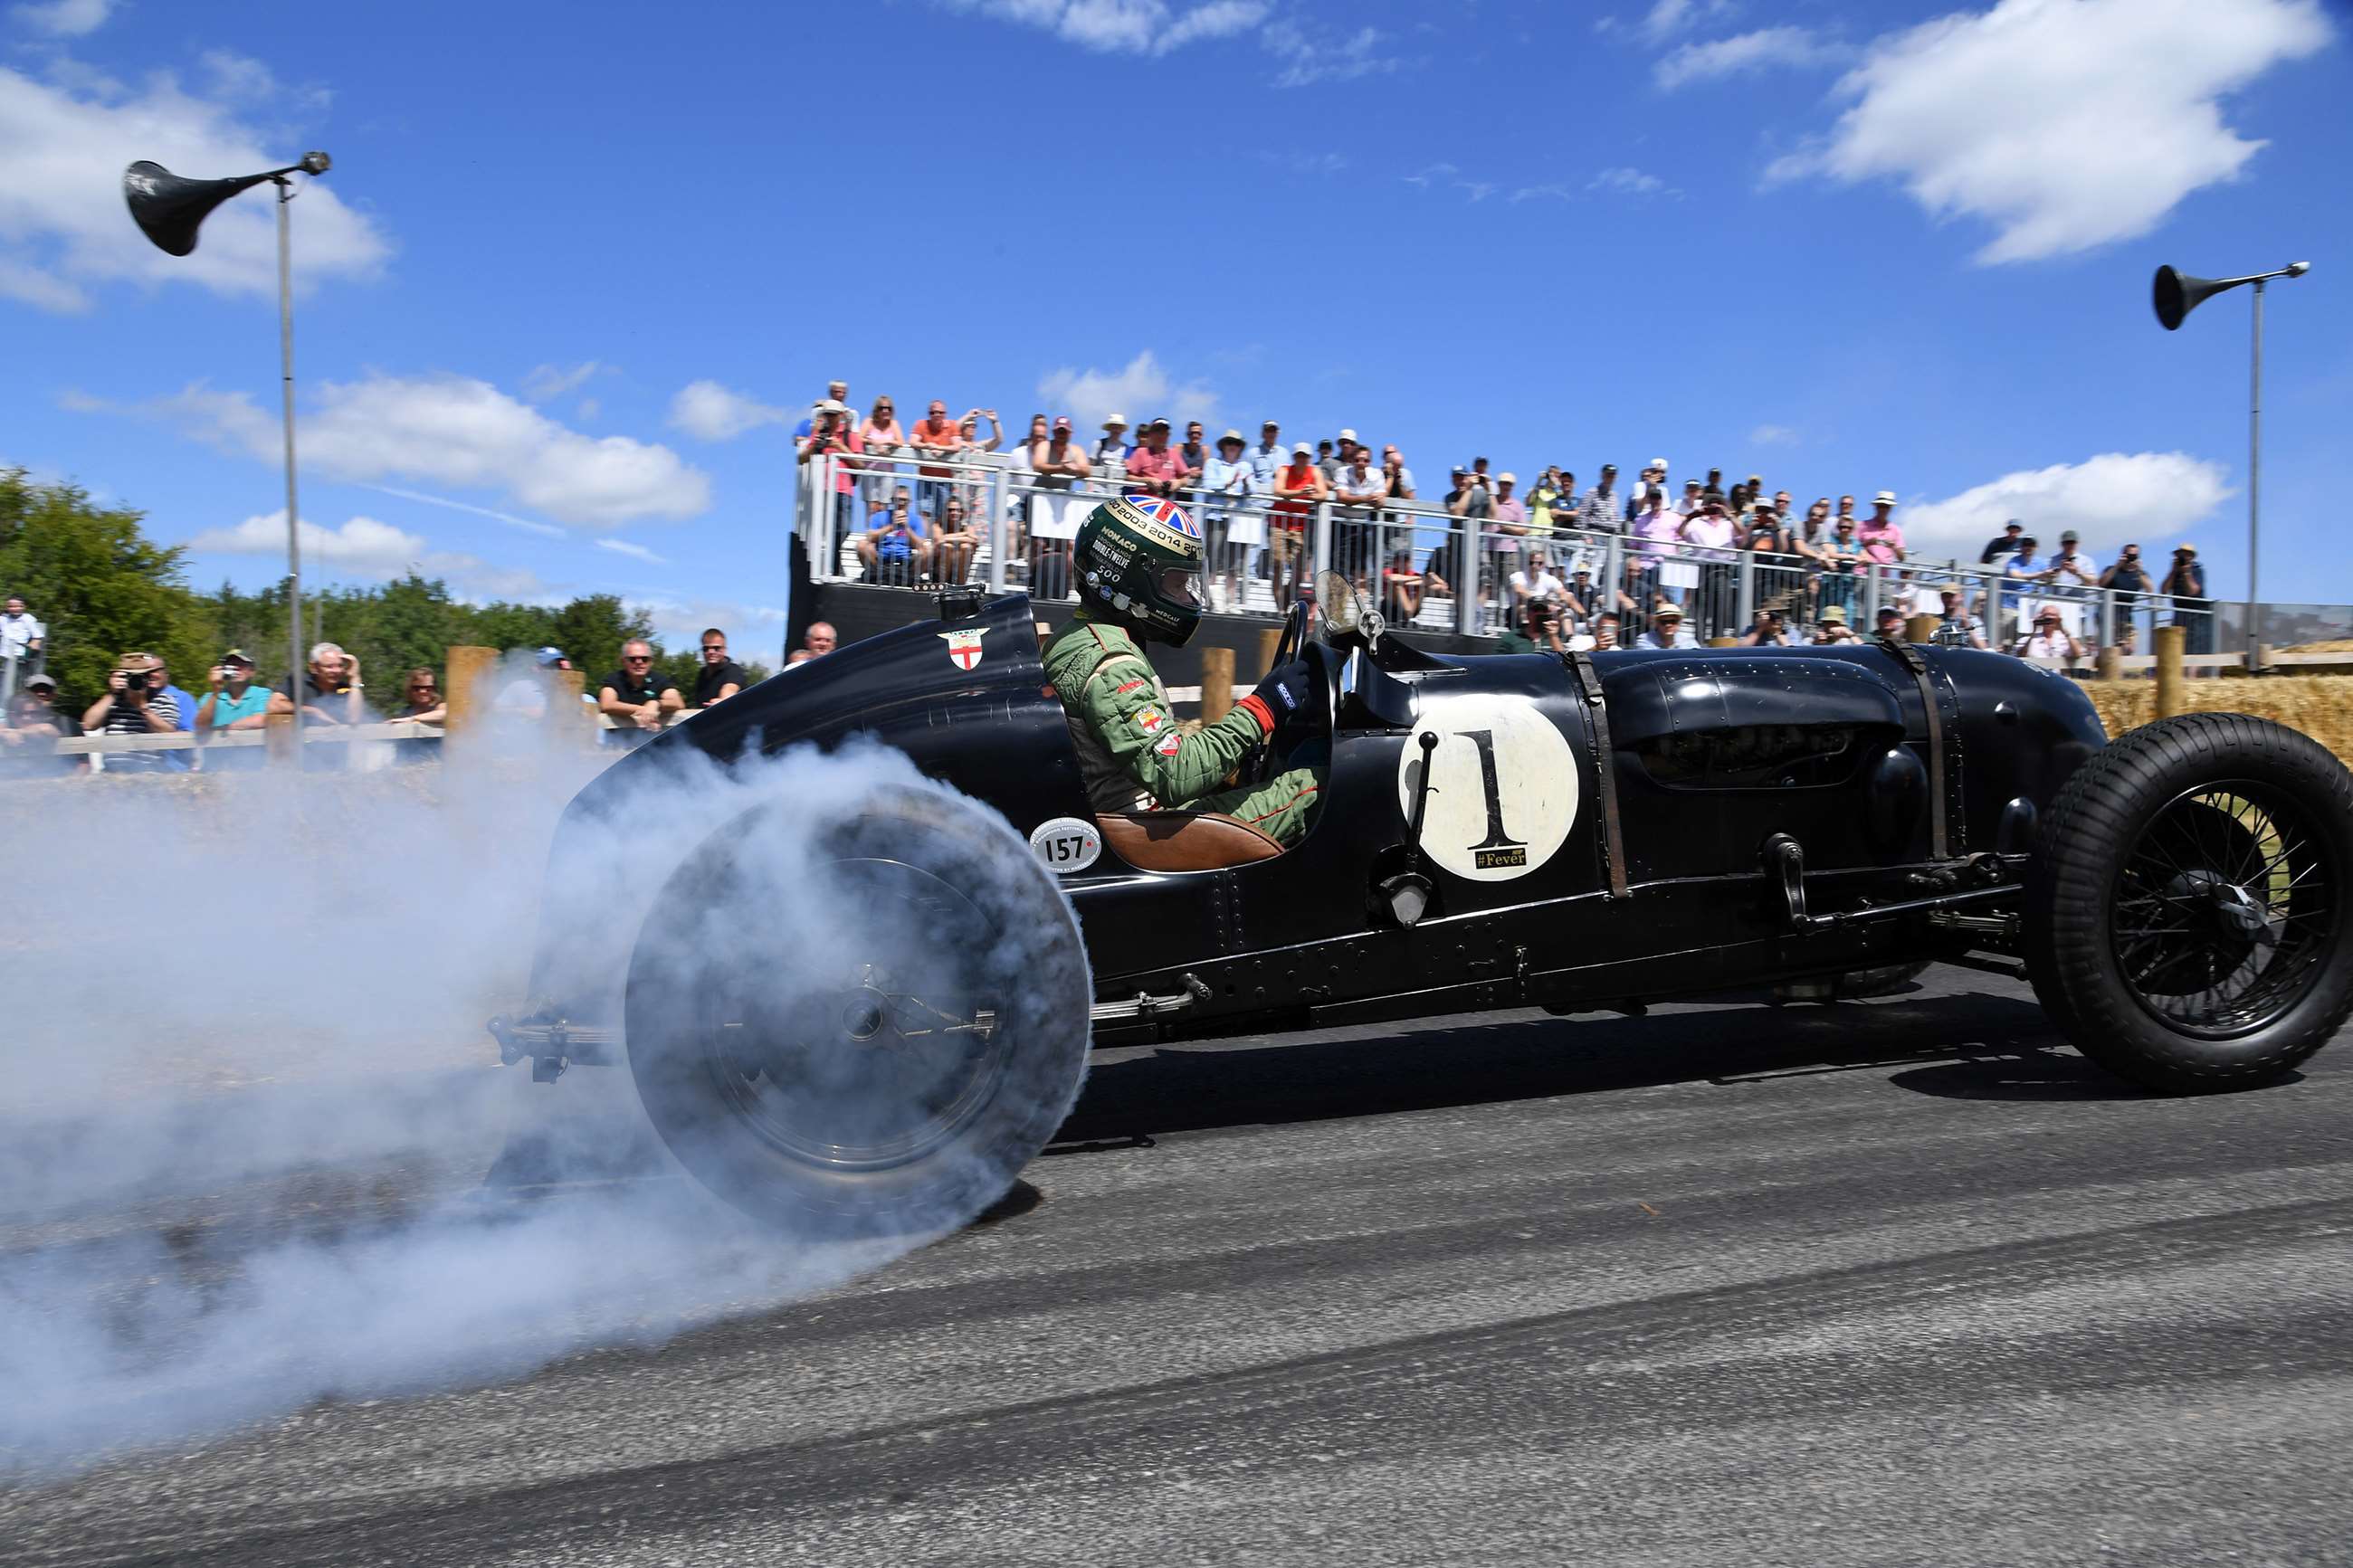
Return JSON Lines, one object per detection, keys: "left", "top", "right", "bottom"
{"left": 0, "top": 612, "right": 42, "bottom": 660}
{"left": 1510, "top": 569, "right": 1567, "bottom": 602}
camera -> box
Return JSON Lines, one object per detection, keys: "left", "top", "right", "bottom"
{"left": 119, "top": 671, "right": 148, "bottom": 693}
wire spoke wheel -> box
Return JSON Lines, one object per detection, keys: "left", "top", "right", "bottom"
{"left": 2025, "top": 712, "right": 2353, "bottom": 1094}
{"left": 2110, "top": 786, "right": 2333, "bottom": 1037}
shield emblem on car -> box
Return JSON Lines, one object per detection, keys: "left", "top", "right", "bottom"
{"left": 940, "top": 628, "right": 986, "bottom": 671}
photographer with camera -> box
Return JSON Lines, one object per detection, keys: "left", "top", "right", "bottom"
{"left": 195, "top": 649, "right": 274, "bottom": 770}
{"left": 81, "top": 651, "right": 181, "bottom": 773}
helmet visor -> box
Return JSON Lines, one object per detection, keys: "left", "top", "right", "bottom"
{"left": 1157, "top": 564, "right": 1202, "bottom": 611}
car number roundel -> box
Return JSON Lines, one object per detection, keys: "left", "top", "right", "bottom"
{"left": 1028, "top": 816, "right": 1102, "bottom": 874}
{"left": 1396, "top": 695, "right": 1579, "bottom": 881}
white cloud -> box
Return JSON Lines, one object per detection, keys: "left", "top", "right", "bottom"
{"left": 9, "top": 0, "right": 110, "bottom": 37}
{"left": 521, "top": 361, "right": 602, "bottom": 403}
{"left": 1270, "top": 24, "right": 1400, "bottom": 88}
{"left": 1750, "top": 423, "right": 1799, "bottom": 447}
{"left": 85, "top": 373, "right": 711, "bottom": 527}
{"left": 1900, "top": 451, "right": 2231, "bottom": 558}
{"left": 1034, "top": 350, "right": 1216, "bottom": 434}
{"left": 667, "top": 379, "right": 793, "bottom": 442}
{"left": 943, "top": 0, "right": 1267, "bottom": 55}
{"left": 187, "top": 509, "right": 558, "bottom": 600}
{"left": 1509, "top": 183, "right": 1576, "bottom": 204}
{"left": 0, "top": 56, "right": 387, "bottom": 312}
{"left": 1767, "top": 0, "right": 2333, "bottom": 265}
{"left": 595, "top": 538, "right": 668, "bottom": 566}
{"left": 1589, "top": 166, "right": 1673, "bottom": 197}
{"left": 188, "top": 512, "right": 426, "bottom": 576}
{"left": 1654, "top": 25, "right": 1845, "bottom": 89}
{"left": 1634, "top": 0, "right": 1737, "bottom": 45}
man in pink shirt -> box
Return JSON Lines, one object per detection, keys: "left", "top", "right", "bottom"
{"left": 1125, "top": 417, "right": 1190, "bottom": 497}
{"left": 1858, "top": 490, "right": 1907, "bottom": 566}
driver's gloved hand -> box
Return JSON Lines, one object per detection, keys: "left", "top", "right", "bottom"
{"left": 1237, "top": 658, "right": 1313, "bottom": 738}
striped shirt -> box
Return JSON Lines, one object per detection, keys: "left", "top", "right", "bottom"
{"left": 100, "top": 689, "right": 180, "bottom": 772}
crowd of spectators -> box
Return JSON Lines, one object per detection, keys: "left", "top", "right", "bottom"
{"left": 793, "top": 378, "right": 2222, "bottom": 662}
{"left": 0, "top": 605, "right": 772, "bottom": 778}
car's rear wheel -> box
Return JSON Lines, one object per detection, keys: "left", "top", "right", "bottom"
{"left": 2024, "top": 713, "right": 2353, "bottom": 1093}
{"left": 625, "top": 786, "right": 1091, "bottom": 1233}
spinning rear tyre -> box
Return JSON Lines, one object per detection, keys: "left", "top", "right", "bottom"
{"left": 2024, "top": 712, "right": 2353, "bottom": 1093}
{"left": 625, "top": 786, "right": 1091, "bottom": 1233}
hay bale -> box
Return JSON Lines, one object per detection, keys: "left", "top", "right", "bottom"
{"left": 2081, "top": 675, "right": 2353, "bottom": 765}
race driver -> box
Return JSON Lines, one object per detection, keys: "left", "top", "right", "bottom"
{"left": 1042, "top": 492, "right": 1322, "bottom": 845}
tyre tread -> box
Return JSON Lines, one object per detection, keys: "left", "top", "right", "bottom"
{"left": 2024, "top": 712, "right": 2353, "bottom": 1093}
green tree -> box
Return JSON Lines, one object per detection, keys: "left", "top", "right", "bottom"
{"left": 0, "top": 469, "right": 217, "bottom": 708}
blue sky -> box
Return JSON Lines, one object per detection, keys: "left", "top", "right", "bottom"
{"left": 5, "top": 0, "right": 2349, "bottom": 657}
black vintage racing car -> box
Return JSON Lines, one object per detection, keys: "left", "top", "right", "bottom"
{"left": 493, "top": 575, "right": 2353, "bottom": 1231}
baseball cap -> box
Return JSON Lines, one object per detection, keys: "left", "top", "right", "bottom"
{"left": 1261, "top": 417, "right": 1280, "bottom": 429}
{"left": 1293, "top": 442, "right": 1314, "bottom": 456}
{"left": 1052, "top": 415, "right": 1072, "bottom": 431}
{"left": 221, "top": 648, "right": 255, "bottom": 667}
{"left": 534, "top": 647, "right": 566, "bottom": 667}
{"left": 2060, "top": 529, "right": 2080, "bottom": 543}
{"left": 1146, "top": 415, "right": 1170, "bottom": 430}
{"left": 1819, "top": 604, "right": 1848, "bottom": 623}
{"left": 1876, "top": 603, "right": 1903, "bottom": 620}
{"left": 1601, "top": 462, "right": 1618, "bottom": 474}
{"left": 23, "top": 671, "right": 55, "bottom": 689}
{"left": 1654, "top": 605, "right": 1683, "bottom": 621}
{"left": 1338, "top": 428, "right": 1358, "bottom": 442}
{"left": 1648, "top": 457, "right": 1669, "bottom": 470}
{"left": 1498, "top": 471, "right": 1517, "bottom": 484}
{"left": 1873, "top": 489, "right": 1898, "bottom": 505}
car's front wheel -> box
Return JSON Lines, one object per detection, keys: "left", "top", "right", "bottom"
{"left": 2024, "top": 712, "right": 2353, "bottom": 1093}
{"left": 624, "top": 786, "right": 1091, "bottom": 1233}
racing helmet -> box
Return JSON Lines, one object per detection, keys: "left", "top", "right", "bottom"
{"left": 1073, "top": 493, "right": 1205, "bottom": 647}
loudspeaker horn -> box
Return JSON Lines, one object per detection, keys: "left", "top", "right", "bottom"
{"left": 122, "top": 153, "right": 329, "bottom": 257}
{"left": 2152, "top": 265, "right": 2234, "bottom": 332}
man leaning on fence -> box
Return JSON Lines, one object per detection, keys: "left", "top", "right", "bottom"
{"left": 272, "top": 643, "right": 363, "bottom": 726}
{"left": 599, "top": 640, "right": 681, "bottom": 747}
{"left": 2, "top": 672, "right": 81, "bottom": 777}
{"left": 694, "top": 628, "right": 747, "bottom": 706}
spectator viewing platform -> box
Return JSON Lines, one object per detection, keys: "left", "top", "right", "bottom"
{"left": 787, "top": 407, "right": 2353, "bottom": 674}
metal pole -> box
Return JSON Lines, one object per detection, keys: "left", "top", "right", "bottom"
{"left": 2247, "top": 279, "right": 2262, "bottom": 667}
{"left": 275, "top": 180, "right": 304, "bottom": 760}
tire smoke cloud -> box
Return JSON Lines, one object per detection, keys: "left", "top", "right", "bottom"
{"left": 0, "top": 685, "right": 1087, "bottom": 1474}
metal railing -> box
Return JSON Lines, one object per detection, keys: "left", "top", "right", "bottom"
{"left": 795, "top": 455, "right": 2350, "bottom": 660}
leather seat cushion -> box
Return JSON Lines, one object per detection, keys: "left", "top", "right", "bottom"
{"left": 1098, "top": 811, "right": 1282, "bottom": 872}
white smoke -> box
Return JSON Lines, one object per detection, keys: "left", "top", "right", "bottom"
{"left": 0, "top": 677, "right": 1087, "bottom": 1472}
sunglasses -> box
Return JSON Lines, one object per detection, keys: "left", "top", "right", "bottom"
{"left": 624, "top": 654, "right": 653, "bottom": 663}
{"left": 701, "top": 644, "right": 727, "bottom": 652}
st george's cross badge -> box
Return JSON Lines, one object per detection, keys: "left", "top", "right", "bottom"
{"left": 940, "top": 627, "right": 987, "bottom": 671}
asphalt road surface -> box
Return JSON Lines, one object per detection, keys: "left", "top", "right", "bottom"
{"left": 6, "top": 966, "right": 2352, "bottom": 1566}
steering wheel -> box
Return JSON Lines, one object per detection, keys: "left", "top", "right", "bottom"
{"left": 1264, "top": 591, "right": 1310, "bottom": 680}
{"left": 1251, "top": 595, "right": 1319, "bottom": 785}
